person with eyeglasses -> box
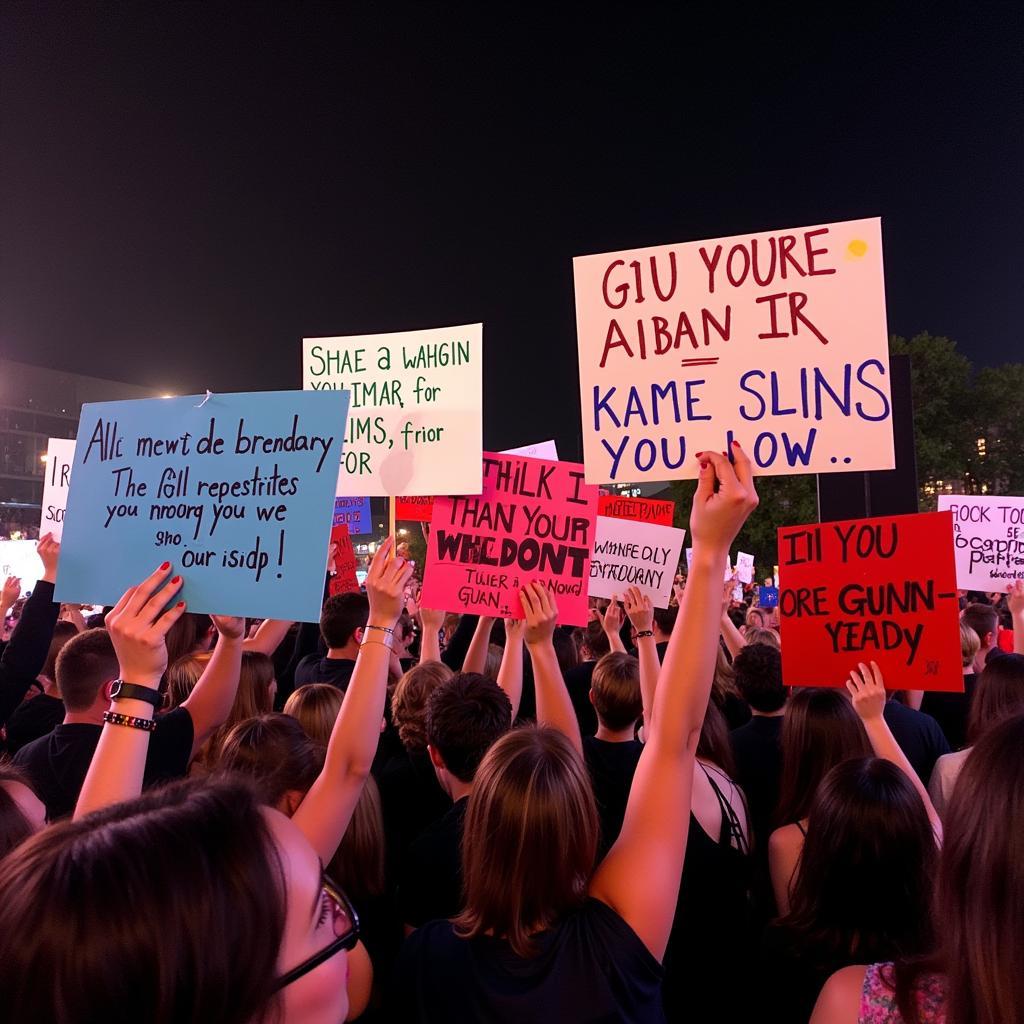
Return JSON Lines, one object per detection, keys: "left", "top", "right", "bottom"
{"left": 0, "top": 539, "right": 412, "bottom": 1023}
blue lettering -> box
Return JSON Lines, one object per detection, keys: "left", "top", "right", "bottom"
{"left": 739, "top": 370, "right": 767, "bottom": 421}
{"left": 855, "top": 359, "right": 891, "bottom": 421}
{"left": 593, "top": 386, "right": 621, "bottom": 430}
{"left": 783, "top": 428, "right": 817, "bottom": 466}
{"left": 601, "top": 436, "right": 629, "bottom": 479}
{"left": 684, "top": 379, "right": 712, "bottom": 421}
{"left": 623, "top": 387, "right": 649, "bottom": 428}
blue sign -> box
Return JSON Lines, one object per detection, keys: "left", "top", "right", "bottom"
{"left": 56, "top": 390, "right": 349, "bottom": 622}
{"left": 334, "top": 496, "right": 371, "bottom": 534}
{"left": 758, "top": 585, "right": 779, "bottom": 609}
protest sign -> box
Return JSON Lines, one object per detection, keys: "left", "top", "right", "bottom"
{"left": 0, "top": 540, "right": 43, "bottom": 595}
{"left": 56, "top": 391, "right": 348, "bottom": 622}
{"left": 573, "top": 217, "right": 895, "bottom": 483}
{"left": 328, "top": 523, "right": 360, "bottom": 597}
{"left": 597, "top": 494, "right": 674, "bottom": 527}
{"left": 421, "top": 453, "right": 598, "bottom": 625}
{"left": 303, "top": 324, "right": 482, "bottom": 497}
{"left": 589, "top": 517, "right": 685, "bottom": 608}
{"left": 937, "top": 495, "right": 1024, "bottom": 592}
{"left": 502, "top": 440, "right": 559, "bottom": 460}
{"left": 778, "top": 511, "right": 961, "bottom": 690}
{"left": 758, "top": 585, "right": 779, "bottom": 609}
{"left": 395, "top": 496, "right": 435, "bottom": 522}
{"left": 333, "top": 496, "right": 371, "bottom": 534}
{"left": 736, "top": 551, "right": 755, "bottom": 584}
{"left": 40, "top": 438, "right": 77, "bottom": 542}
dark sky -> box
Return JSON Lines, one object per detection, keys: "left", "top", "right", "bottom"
{"left": 2, "top": 4, "right": 1021, "bottom": 457}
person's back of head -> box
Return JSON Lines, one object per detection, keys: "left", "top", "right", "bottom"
{"left": 284, "top": 683, "right": 345, "bottom": 747}
{"left": 552, "top": 629, "right": 580, "bottom": 677}
{"left": 392, "top": 661, "right": 454, "bottom": 753}
{"left": 967, "top": 653, "right": 1024, "bottom": 745}
{"left": 425, "top": 672, "right": 513, "bottom": 785}
{"left": 959, "top": 621, "right": 981, "bottom": 669}
{"left": 652, "top": 605, "right": 677, "bottom": 640}
{"left": 785, "top": 757, "right": 936, "bottom": 966}
{"left": 743, "top": 626, "right": 780, "bottom": 649}
{"left": 39, "top": 620, "right": 79, "bottom": 683}
{"left": 165, "top": 653, "right": 208, "bottom": 710}
{"left": 54, "top": 628, "right": 119, "bottom": 711}
{"left": 962, "top": 603, "right": 998, "bottom": 652}
{"left": 164, "top": 612, "right": 200, "bottom": 669}
{"left": 0, "top": 767, "right": 45, "bottom": 858}
{"left": 589, "top": 652, "right": 642, "bottom": 734}
{"left": 733, "top": 642, "right": 785, "bottom": 713}
{"left": 580, "top": 620, "right": 611, "bottom": 662}
{"left": 320, "top": 592, "right": 370, "bottom": 651}
{"left": 776, "top": 688, "right": 871, "bottom": 824}
{"left": 455, "top": 726, "right": 598, "bottom": 958}
{"left": 198, "top": 652, "right": 276, "bottom": 769}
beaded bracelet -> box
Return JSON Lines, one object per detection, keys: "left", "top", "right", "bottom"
{"left": 364, "top": 623, "right": 395, "bottom": 636}
{"left": 103, "top": 710, "right": 157, "bottom": 733}
{"left": 635, "top": 630, "right": 655, "bottom": 640}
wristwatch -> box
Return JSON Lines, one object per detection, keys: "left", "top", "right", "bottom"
{"left": 110, "top": 680, "right": 162, "bottom": 709}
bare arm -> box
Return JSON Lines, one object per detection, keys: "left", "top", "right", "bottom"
{"left": 180, "top": 617, "right": 246, "bottom": 759}
{"left": 590, "top": 446, "right": 758, "bottom": 960}
{"left": 242, "top": 618, "right": 294, "bottom": 656}
{"left": 496, "top": 618, "right": 526, "bottom": 721}
{"left": 293, "top": 539, "right": 414, "bottom": 864}
{"left": 599, "top": 597, "right": 627, "bottom": 654}
{"left": 461, "top": 615, "right": 496, "bottom": 674}
{"left": 418, "top": 607, "right": 444, "bottom": 664}
{"left": 623, "top": 587, "right": 658, "bottom": 737}
{"left": 1009, "top": 581, "right": 1024, "bottom": 655}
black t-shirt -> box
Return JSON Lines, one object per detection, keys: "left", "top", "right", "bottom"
{"left": 5, "top": 692, "right": 65, "bottom": 754}
{"left": 583, "top": 736, "right": 643, "bottom": 856}
{"left": 562, "top": 661, "right": 598, "bottom": 738}
{"left": 729, "top": 714, "right": 784, "bottom": 851}
{"left": 920, "top": 674, "right": 976, "bottom": 751}
{"left": 391, "top": 897, "right": 664, "bottom": 1023}
{"left": 883, "top": 700, "right": 950, "bottom": 783}
{"left": 12, "top": 708, "right": 195, "bottom": 821}
{"left": 293, "top": 655, "right": 356, "bottom": 690}
{"left": 758, "top": 924, "right": 851, "bottom": 1024}
{"left": 398, "top": 796, "right": 468, "bottom": 928}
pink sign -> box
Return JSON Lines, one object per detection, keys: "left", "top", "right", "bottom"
{"left": 421, "top": 453, "right": 598, "bottom": 625}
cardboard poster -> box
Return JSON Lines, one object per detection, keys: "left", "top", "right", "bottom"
{"left": 328, "top": 523, "right": 361, "bottom": 597}
{"left": 421, "top": 453, "right": 598, "bottom": 625}
{"left": 303, "top": 324, "right": 482, "bottom": 497}
{"left": 40, "top": 437, "right": 77, "bottom": 542}
{"left": 589, "top": 517, "right": 685, "bottom": 608}
{"left": 333, "top": 496, "right": 372, "bottom": 534}
{"left": 937, "top": 495, "right": 1024, "bottom": 592}
{"left": 395, "top": 496, "right": 434, "bottom": 522}
{"left": 736, "top": 551, "right": 755, "bottom": 584}
{"left": 597, "top": 494, "right": 674, "bottom": 527}
{"left": 758, "top": 585, "right": 779, "bottom": 609}
{"left": 778, "top": 511, "right": 962, "bottom": 690}
{"left": 0, "top": 540, "right": 43, "bottom": 595}
{"left": 573, "top": 217, "right": 895, "bottom": 483}
{"left": 55, "top": 391, "right": 348, "bottom": 621}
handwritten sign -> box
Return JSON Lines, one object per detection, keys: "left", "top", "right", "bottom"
{"left": 303, "top": 324, "right": 482, "bottom": 497}
{"left": 395, "top": 496, "right": 435, "bottom": 522}
{"left": 329, "top": 523, "right": 361, "bottom": 597}
{"left": 55, "top": 391, "right": 348, "bottom": 621}
{"left": 778, "top": 511, "right": 961, "bottom": 690}
{"left": 334, "top": 496, "right": 371, "bottom": 534}
{"left": 937, "top": 495, "right": 1024, "bottom": 593}
{"left": 573, "top": 217, "right": 894, "bottom": 483}
{"left": 736, "top": 551, "right": 755, "bottom": 584}
{"left": 0, "top": 540, "right": 42, "bottom": 595}
{"left": 421, "top": 453, "right": 598, "bottom": 625}
{"left": 597, "top": 494, "right": 674, "bottom": 527}
{"left": 589, "top": 517, "right": 685, "bottom": 608}
{"left": 40, "top": 438, "right": 77, "bottom": 542}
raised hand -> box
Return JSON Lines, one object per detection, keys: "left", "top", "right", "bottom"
{"left": 623, "top": 586, "right": 653, "bottom": 634}
{"left": 1, "top": 576, "right": 21, "bottom": 610}
{"left": 599, "top": 595, "right": 625, "bottom": 637}
{"left": 105, "top": 563, "right": 186, "bottom": 687}
{"left": 364, "top": 537, "right": 414, "bottom": 627}
{"left": 36, "top": 533, "right": 60, "bottom": 584}
{"left": 1007, "top": 579, "right": 1024, "bottom": 617}
{"left": 521, "top": 582, "right": 558, "bottom": 646}
{"left": 846, "top": 661, "right": 887, "bottom": 721}
{"left": 211, "top": 615, "right": 246, "bottom": 642}
{"left": 504, "top": 617, "right": 526, "bottom": 645}
{"left": 690, "top": 443, "right": 759, "bottom": 553}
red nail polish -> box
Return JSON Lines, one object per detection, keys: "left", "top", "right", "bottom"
{"left": 731, "top": 440, "right": 741, "bottom": 448}
{"left": 171, "top": 576, "right": 181, "bottom": 585}
{"left": 160, "top": 561, "right": 171, "bottom": 571}
{"left": 177, "top": 601, "right": 186, "bottom": 608}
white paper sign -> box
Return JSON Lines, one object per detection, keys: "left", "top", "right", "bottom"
{"left": 40, "top": 438, "right": 76, "bottom": 542}
{"left": 937, "top": 495, "right": 1024, "bottom": 592}
{"left": 736, "top": 551, "right": 755, "bottom": 584}
{"left": 590, "top": 517, "right": 685, "bottom": 608}
{"left": 303, "top": 324, "right": 483, "bottom": 497}
{"left": 501, "top": 440, "right": 559, "bottom": 460}
{"left": 0, "top": 540, "right": 42, "bottom": 595}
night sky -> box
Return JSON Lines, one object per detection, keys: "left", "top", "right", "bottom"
{"left": 2, "top": 4, "right": 1021, "bottom": 459}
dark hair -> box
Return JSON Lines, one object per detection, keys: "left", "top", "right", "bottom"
{"left": 590, "top": 652, "right": 642, "bottom": 731}
{"left": 217, "top": 713, "right": 323, "bottom": 807}
{"left": 782, "top": 758, "right": 936, "bottom": 967}
{"left": 197, "top": 652, "right": 276, "bottom": 770}
{"left": 40, "top": 620, "right": 79, "bottom": 681}
{"left": 55, "top": 628, "right": 119, "bottom": 711}
{"left": 696, "top": 699, "right": 736, "bottom": 777}
{"left": 320, "top": 592, "right": 370, "bottom": 649}
{"left": 580, "top": 620, "right": 610, "bottom": 660}
{"left": 961, "top": 603, "right": 998, "bottom": 648}
{"left": 426, "top": 673, "right": 512, "bottom": 784}
{"left": 0, "top": 767, "right": 40, "bottom": 858}
{"left": 775, "top": 688, "right": 871, "bottom": 825}
{"left": 0, "top": 778, "right": 285, "bottom": 1024}
{"left": 733, "top": 642, "right": 785, "bottom": 713}
{"left": 652, "top": 606, "right": 677, "bottom": 636}
{"left": 967, "top": 653, "right": 1024, "bottom": 744}
{"left": 894, "top": 713, "right": 1024, "bottom": 1024}
{"left": 164, "top": 612, "right": 200, "bottom": 669}
{"left": 552, "top": 629, "right": 580, "bottom": 677}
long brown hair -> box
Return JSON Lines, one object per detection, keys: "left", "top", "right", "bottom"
{"left": 0, "top": 768, "right": 40, "bottom": 858}
{"left": 196, "top": 652, "right": 276, "bottom": 770}
{"left": 966, "top": 653, "right": 1024, "bottom": 744}
{"left": 775, "top": 687, "right": 870, "bottom": 825}
{"left": 894, "top": 713, "right": 1024, "bottom": 1024}
{"left": 454, "top": 726, "right": 598, "bottom": 958}
{"left": 696, "top": 699, "right": 736, "bottom": 777}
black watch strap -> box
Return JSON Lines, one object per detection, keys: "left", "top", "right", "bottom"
{"left": 110, "top": 680, "right": 162, "bottom": 709}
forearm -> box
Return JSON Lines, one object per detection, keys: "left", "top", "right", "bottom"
{"left": 635, "top": 635, "right": 659, "bottom": 736}
{"left": 496, "top": 637, "right": 524, "bottom": 720}
{"left": 720, "top": 613, "right": 745, "bottom": 658}
{"left": 1, "top": 580, "right": 58, "bottom": 681}
{"left": 419, "top": 622, "right": 442, "bottom": 664}
{"left": 243, "top": 618, "right": 294, "bottom": 656}
{"left": 462, "top": 616, "right": 495, "bottom": 674}
{"left": 1014, "top": 610, "right": 1024, "bottom": 655}
{"left": 181, "top": 634, "right": 244, "bottom": 755}
{"left": 863, "top": 716, "right": 942, "bottom": 834}
{"left": 528, "top": 641, "right": 581, "bottom": 753}
{"left": 605, "top": 627, "right": 627, "bottom": 654}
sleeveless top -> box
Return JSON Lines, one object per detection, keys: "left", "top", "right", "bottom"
{"left": 860, "top": 963, "right": 947, "bottom": 1023}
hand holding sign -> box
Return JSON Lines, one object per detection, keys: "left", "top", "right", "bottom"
{"left": 364, "top": 538, "right": 415, "bottom": 627}
{"left": 38, "top": 533, "right": 60, "bottom": 584}
{"left": 846, "top": 661, "right": 887, "bottom": 721}
{"left": 690, "top": 444, "right": 759, "bottom": 553}
{"left": 521, "top": 582, "right": 558, "bottom": 646}
{"left": 2, "top": 576, "right": 21, "bottom": 610}
{"left": 623, "top": 586, "right": 653, "bottom": 634}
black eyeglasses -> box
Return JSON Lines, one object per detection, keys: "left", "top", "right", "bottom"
{"left": 273, "top": 875, "right": 360, "bottom": 992}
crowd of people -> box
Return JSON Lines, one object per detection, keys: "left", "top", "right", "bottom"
{"left": 0, "top": 444, "right": 1021, "bottom": 1023}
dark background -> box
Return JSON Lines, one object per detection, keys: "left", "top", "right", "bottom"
{"left": 2, "top": 4, "right": 1021, "bottom": 458}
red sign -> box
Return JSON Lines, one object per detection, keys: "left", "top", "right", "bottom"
{"left": 598, "top": 495, "right": 675, "bottom": 527}
{"left": 778, "top": 511, "right": 962, "bottom": 691}
{"left": 395, "top": 496, "right": 435, "bottom": 522}
{"left": 328, "top": 524, "right": 360, "bottom": 597}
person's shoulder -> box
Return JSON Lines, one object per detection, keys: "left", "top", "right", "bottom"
{"left": 768, "top": 821, "right": 804, "bottom": 854}
{"left": 573, "top": 898, "right": 663, "bottom": 975}
{"left": 810, "top": 964, "right": 868, "bottom": 1024}
{"left": 10, "top": 731, "right": 48, "bottom": 766}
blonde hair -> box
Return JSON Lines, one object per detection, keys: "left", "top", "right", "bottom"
{"left": 165, "top": 653, "right": 208, "bottom": 710}
{"left": 283, "top": 684, "right": 343, "bottom": 746}
{"left": 195, "top": 652, "right": 275, "bottom": 770}
{"left": 744, "top": 626, "right": 781, "bottom": 649}
{"left": 960, "top": 621, "right": 981, "bottom": 668}
{"left": 391, "top": 661, "right": 453, "bottom": 751}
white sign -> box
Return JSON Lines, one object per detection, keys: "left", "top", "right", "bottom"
{"left": 736, "top": 551, "right": 755, "bottom": 584}
{"left": 0, "top": 540, "right": 42, "bottom": 595}
{"left": 303, "top": 324, "right": 483, "bottom": 497}
{"left": 40, "top": 438, "right": 76, "bottom": 542}
{"left": 937, "top": 495, "right": 1024, "bottom": 592}
{"left": 589, "top": 517, "right": 685, "bottom": 609}
{"left": 501, "top": 440, "right": 559, "bottom": 460}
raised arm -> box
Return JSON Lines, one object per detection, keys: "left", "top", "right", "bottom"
{"left": 719, "top": 580, "right": 746, "bottom": 657}
{"left": 1009, "top": 581, "right": 1024, "bottom": 655}
{"left": 496, "top": 618, "right": 526, "bottom": 721}
{"left": 418, "top": 606, "right": 444, "bottom": 664}
{"left": 1, "top": 576, "right": 22, "bottom": 621}
{"left": 180, "top": 615, "right": 246, "bottom": 758}
{"left": 590, "top": 445, "right": 758, "bottom": 960}
{"left": 847, "top": 661, "right": 942, "bottom": 837}
{"left": 598, "top": 597, "right": 627, "bottom": 654}
{"left": 242, "top": 618, "right": 294, "bottom": 656}
{"left": 293, "top": 538, "right": 414, "bottom": 864}
{"left": 522, "top": 582, "right": 581, "bottom": 754}
{"left": 461, "top": 615, "right": 496, "bottom": 674}
{"left": 623, "top": 587, "right": 657, "bottom": 737}
{"left": 75, "top": 564, "right": 186, "bottom": 819}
